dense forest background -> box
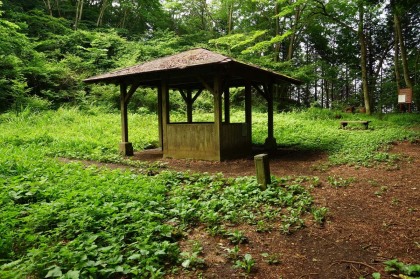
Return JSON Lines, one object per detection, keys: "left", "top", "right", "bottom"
{"left": 0, "top": 0, "right": 418, "bottom": 114}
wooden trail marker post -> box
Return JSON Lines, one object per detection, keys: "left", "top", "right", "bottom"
{"left": 254, "top": 154, "right": 271, "bottom": 190}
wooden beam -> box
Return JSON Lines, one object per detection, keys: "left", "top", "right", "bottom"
{"left": 267, "top": 84, "right": 274, "bottom": 139}
{"left": 191, "top": 88, "right": 203, "bottom": 102}
{"left": 198, "top": 76, "right": 214, "bottom": 93}
{"left": 125, "top": 81, "right": 141, "bottom": 103}
{"left": 186, "top": 89, "right": 193, "bottom": 123}
{"left": 157, "top": 85, "right": 163, "bottom": 149}
{"left": 120, "top": 82, "right": 129, "bottom": 143}
{"left": 245, "top": 83, "right": 252, "bottom": 143}
{"left": 214, "top": 75, "right": 222, "bottom": 160}
{"left": 119, "top": 82, "right": 133, "bottom": 156}
{"left": 264, "top": 83, "right": 277, "bottom": 151}
{"left": 161, "top": 80, "right": 169, "bottom": 152}
{"left": 224, "top": 87, "right": 230, "bottom": 123}
{"left": 179, "top": 88, "right": 203, "bottom": 123}
{"left": 179, "top": 89, "right": 188, "bottom": 102}
{"left": 252, "top": 83, "right": 268, "bottom": 100}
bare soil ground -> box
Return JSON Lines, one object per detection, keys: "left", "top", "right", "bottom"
{"left": 132, "top": 141, "right": 419, "bottom": 279}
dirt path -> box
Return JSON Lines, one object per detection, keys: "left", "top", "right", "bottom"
{"left": 136, "top": 141, "right": 418, "bottom": 279}
{"left": 63, "top": 141, "right": 419, "bottom": 278}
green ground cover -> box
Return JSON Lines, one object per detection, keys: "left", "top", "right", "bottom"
{"left": 0, "top": 108, "right": 418, "bottom": 278}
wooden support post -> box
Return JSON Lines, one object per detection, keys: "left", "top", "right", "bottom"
{"left": 161, "top": 80, "right": 169, "bottom": 152}
{"left": 224, "top": 87, "right": 230, "bottom": 123}
{"left": 254, "top": 154, "right": 271, "bottom": 190}
{"left": 157, "top": 85, "right": 163, "bottom": 149}
{"left": 265, "top": 83, "right": 277, "bottom": 151}
{"left": 245, "top": 83, "right": 252, "bottom": 144}
{"left": 187, "top": 89, "right": 193, "bottom": 123}
{"left": 214, "top": 75, "right": 222, "bottom": 160}
{"left": 119, "top": 82, "right": 133, "bottom": 156}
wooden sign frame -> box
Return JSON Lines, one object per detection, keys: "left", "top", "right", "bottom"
{"left": 398, "top": 88, "right": 412, "bottom": 104}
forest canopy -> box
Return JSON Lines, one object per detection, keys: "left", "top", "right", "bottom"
{"left": 0, "top": 0, "right": 418, "bottom": 113}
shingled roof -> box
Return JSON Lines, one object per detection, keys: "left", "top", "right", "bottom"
{"left": 84, "top": 48, "right": 301, "bottom": 85}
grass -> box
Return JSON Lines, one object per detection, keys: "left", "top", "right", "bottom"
{"left": 0, "top": 107, "right": 419, "bottom": 278}
{"left": 264, "top": 108, "right": 418, "bottom": 166}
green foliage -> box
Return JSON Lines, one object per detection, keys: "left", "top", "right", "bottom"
{"left": 250, "top": 108, "right": 419, "bottom": 166}
{"left": 327, "top": 176, "right": 354, "bottom": 188}
{"left": 0, "top": 108, "right": 330, "bottom": 278}
{"left": 226, "top": 230, "right": 248, "bottom": 244}
{"left": 312, "top": 207, "right": 328, "bottom": 225}
{"left": 0, "top": 107, "right": 418, "bottom": 278}
{"left": 180, "top": 246, "right": 205, "bottom": 270}
{"left": 261, "top": 252, "right": 281, "bottom": 265}
{"left": 234, "top": 253, "right": 255, "bottom": 274}
{"left": 384, "top": 259, "right": 420, "bottom": 277}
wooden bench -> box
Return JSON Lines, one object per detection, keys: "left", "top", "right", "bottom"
{"left": 340, "top": 120, "right": 371, "bottom": 130}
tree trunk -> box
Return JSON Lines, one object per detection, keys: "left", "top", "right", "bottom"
{"left": 227, "top": 2, "right": 233, "bottom": 34}
{"left": 97, "top": 0, "right": 108, "bottom": 27}
{"left": 55, "top": 0, "right": 61, "bottom": 17}
{"left": 43, "top": 0, "right": 53, "bottom": 16}
{"left": 286, "top": 5, "right": 301, "bottom": 61}
{"left": 394, "top": 17, "right": 401, "bottom": 94}
{"left": 74, "top": 0, "right": 84, "bottom": 30}
{"left": 345, "top": 66, "right": 350, "bottom": 101}
{"left": 358, "top": 2, "right": 371, "bottom": 114}
{"left": 274, "top": 2, "right": 281, "bottom": 62}
{"left": 394, "top": 13, "right": 413, "bottom": 89}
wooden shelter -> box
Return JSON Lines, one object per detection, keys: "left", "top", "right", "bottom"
{"left": 84, "top": 48, "right": 301, "bottom": 161}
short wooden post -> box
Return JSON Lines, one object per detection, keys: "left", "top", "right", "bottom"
{"left": 254, "top": 154, "right": 271, "bottom": 190}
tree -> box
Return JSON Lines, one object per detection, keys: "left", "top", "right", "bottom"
{"left": 391, "top": 0, "right": 414, "bottom": 90}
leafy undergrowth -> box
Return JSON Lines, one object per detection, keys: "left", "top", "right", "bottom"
{"left": 1, "top": 107, "right": 419, "bottom": 278}
{"left": 0, "top": 144, "right": 317, "bottom": 278}
{"left": 1, "top": 107, "right": 418, "bottom": 168}
{"left": 254, "top": 108, "right": 419, "bottom": 166}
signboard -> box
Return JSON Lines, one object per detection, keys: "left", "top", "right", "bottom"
{"left": 398, "top": 94, "right": 406, "bottom": 103}
{"left": 398, "top": 88, "right": 412, "bottom": 103}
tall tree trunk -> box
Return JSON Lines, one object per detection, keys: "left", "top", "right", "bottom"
{"left": 120, "top": 9, "right": 128, "bottom": 29}
{"left": 55, "top": 0, "right": 61, "bottom": 17}
{"left": 43, "top": 0, "right": 53, "bottom": 16}
{"left": 286, "top": 4, "right": 301, "bottom": 61}
{"left": 394, "top": 13, "right": 413, "bottom": 89}
{"left": 345, "top": 66, "right": 350, "bottom": 101}
{"left": 393, "top": 17, "right": 401, "bottom": 92}
{"left": 74, "top": 0, "right": 84, "bottom": 30}
{"left": 321, "top": 67, "right": 325, "bottom": 108}
{"left": 227, "top": 2, "right": 233, "bottom": 34}
{"left": 358, "top": 2, "right": 371, "bottom": 114}
{"left": 97, "top": 0, "right": 108, "bottom": 27}
{"left": 274, "top": 2, "right": 281, "bottom": 62}
{"left": 78, "top": 0, "right": 83, "bottom": 22}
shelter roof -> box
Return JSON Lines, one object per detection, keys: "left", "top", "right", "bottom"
{"left": 84, "top": 48, "right": 302, "bottom": 86}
